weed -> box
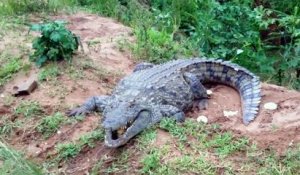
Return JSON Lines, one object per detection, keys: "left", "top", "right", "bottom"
{"left": 159, "top": 118, "right": 187, "bottom": 142}
{"left": 38, "top": 64, "right": 60, "bottom": 81}
{"left": 29, "top": 20, "right": 80, "bottom": 67}
{"left": 167, "top": 155, "right": 216, "bottom": 175}
{"left": 0, "top": 0, "right": 77, "bottom": 16}
{"left": 103, "top": 150, "right": 130, "bottom": 174}
{"left": 55, "top": 142, "right": 81, "bottom": 160}
{"left": 0, "top": 139, "right": 43, "bottom": 174}
{"left": 14, "top": 100, "right": 43, "bottom": 118}
{"left": 1, "top": 94, "right": 15, "bottom": 106}
{"left": 137, "top": 127, "right": 157, "bottom": 149}
{"left": 141, "top": 148, "right": 161, "bottom": 174}
{"left": 66, "top": 65, "right": 85, "bottom": 80}
{"left": 36, "top": 112, "right": 65, "bottom": 138}
{"left": 0, "top": 58, "right": 22, "bottom": 86}
{"left": 205, "top": 132, "right": 249, "bottom": 157}
{"left": 0, "top": 115, "right": 21, "bottom": 136}
{"left": 79, "top": 129, "right": 105, "bottom": 148}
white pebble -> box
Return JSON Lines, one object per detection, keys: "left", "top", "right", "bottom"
{"left": 263, "top": 102, "right": 277, "bottom": 110}
{"left": 197, "top": 115, "right": 208, "bottom": 123}
{"left": 223, "top": 110, "right": 238, "bottom": 117}
{"left": 57, "top": 130, "right": 62, "bottom": 134}
{"left": 0, "top": 94, "right": 4, "bottom": 98}
{"left": 206, "top": 90, "right": 213, "bottom": 95}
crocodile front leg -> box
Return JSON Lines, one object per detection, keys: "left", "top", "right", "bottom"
{"left": 67, "top": 95, "right": 110, "bottom": 116}
{"left": 157, "top": 105, "right": 185, "bottom": 122}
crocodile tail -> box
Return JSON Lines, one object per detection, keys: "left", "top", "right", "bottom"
{"left": 192, "top": 59, "right": 261, "bottom": 125}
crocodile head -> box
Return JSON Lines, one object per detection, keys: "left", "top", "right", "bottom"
{"left": 102, "top": 102, "right": 152, "bottom": 148}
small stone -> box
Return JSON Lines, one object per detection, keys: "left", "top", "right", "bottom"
{"left": 289, "top": 140, "right": 294, "bottom": 147}
{"left": 0, "top": 94, "right": 4, "bottom": 98}
{"left": 223, "top": 110, "right": 238, "bottom": 117}
{"left": 57, "top": 130, "right": 62, "bottom": 134}
{"left": 12, "top": 76, "right": 37, "bottom": 96}
{"left": 263, "top": 102, "right": 277, "bottom": 110}
{"left": 197, "top": 115, "right": 208, "bottom": 123}
{"left": 206, "top": 90, "right": 213, "bottom": 95}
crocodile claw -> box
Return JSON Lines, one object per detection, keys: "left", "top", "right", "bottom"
{"left": 66, "top": 106, "right": 88, "bottom": 117}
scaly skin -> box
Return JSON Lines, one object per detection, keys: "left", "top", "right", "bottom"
{"left": 67, "top": 58, "right": 261, "bottom": 147}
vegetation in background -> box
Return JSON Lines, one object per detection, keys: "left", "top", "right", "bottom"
{"left": 76, "top": 0, "right": 300, "bottom": 89}
{"left": 29, "top": 20, "right": 80, "bottom": 67}
{"left": 0, "top": 0, "right": 298, "bottom": 88}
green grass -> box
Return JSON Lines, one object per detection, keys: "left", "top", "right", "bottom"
{"left": 205, "top": 132, "right": 249, "bottom": 157}
{"left": 79, "top": 129, "right": 105, "bottom": 148}
{"left": 136, "top": 127, "right": 157, "bottom": 148}
{"left": 55, "top": 142, "right": 81, "bottom": 160}
{"left": 36, "top": 112, "right": 65, "bottom": 138}
{"left": 55, "top": 128, "right": 104, "bottom": 161}
{"left": 38, "top": 64, "right": 60, "bottom": 81}
{"left": 0, "top": 115, "right": 21, "bottom": 136}
{"left": 0, "top": 58, "right": 22, "bottom": 86}
{"left": 140, "top": 148, "right": 161, "bottom": 174}
{"left": 0, "top": 0, "right": 77, "bottom": 16}
{"left": 0, "top": 139, "right": 43, "bottom": 175}
{"left": 14, "top": 100, "right": 43, "bottom": 118}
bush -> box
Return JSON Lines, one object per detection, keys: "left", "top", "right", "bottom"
{"left": 29, "top": 20, "right": 80, "bottom": 67}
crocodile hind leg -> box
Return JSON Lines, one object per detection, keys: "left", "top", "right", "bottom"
{"left": 66, "top": 95, "right": 110, "bottom": 116}
{"left": 183, "top": 72, "right": 209, "bottom": 110}
{"left": 133, "top": 62, "right": 154, "bottom": 72}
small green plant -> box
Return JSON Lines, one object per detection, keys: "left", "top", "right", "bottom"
{"left": 29, "top": 20, "right": 80, "bottom": 67}
{"left": 55, "top": 142, "right": 81, "bottom": 160}
{"left": 159, "top": 118, "right": 187, "bottom": 142}
{"left": 14, "top": 101, "right": 43, "bottom": 118}
{"left": 137, "top": 127, "right": 157, "bottom": 148}
{"left": 38, "top": 64, "right": 60, "bottom": 81}
{"left": 79, "top": 129, "right": 105, "bottom": 148}
{"left": 0, "top": 115, "right": 22, "bottom": 136}
{"left": 36, "top": 112, "right": 65, "bottom": 138}
{"left": 141, "top": 149, "right": 161, "bottom": 174}
{"left": 205, "top": 132, "right": 249, "bottom": 157}
{"left": 0, "top": 58, "right": 22, "bottom": 86}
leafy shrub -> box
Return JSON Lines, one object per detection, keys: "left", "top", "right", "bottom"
{"left": 29, "top": 20, "right": 80, "bottom": 67}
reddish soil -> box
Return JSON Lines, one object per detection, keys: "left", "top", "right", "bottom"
{"left": 189, "top": 83, "right": 300, "bottom": 154}
{"left": 0, "top": 12, "right": 299, "bottom": 174}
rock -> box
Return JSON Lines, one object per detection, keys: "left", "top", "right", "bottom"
{"left": 206, "top": 89, "right": 213, "bottom": 95}
{"left": 223, "top": 110, "right": 238, "bottom": 117}
{"left": 12, "top": 76, "right": 37, "bottom": 96}
{"left": 197, "top": 115, "right": 208, "bottom": 123}
{"left": 263, "top": 102, "right": 278, "bottom": 110}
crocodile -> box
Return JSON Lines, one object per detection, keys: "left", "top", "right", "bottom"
{"left": 67, "top": 58, "right": 261, "bottom": 148}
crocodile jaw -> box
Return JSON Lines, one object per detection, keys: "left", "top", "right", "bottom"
{"left": 104, "top": 110, "right": 152, "bottom": 148}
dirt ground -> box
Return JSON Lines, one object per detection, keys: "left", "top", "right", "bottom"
{"left": 0, "top": 12, "right": 299, "bottom": 174}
